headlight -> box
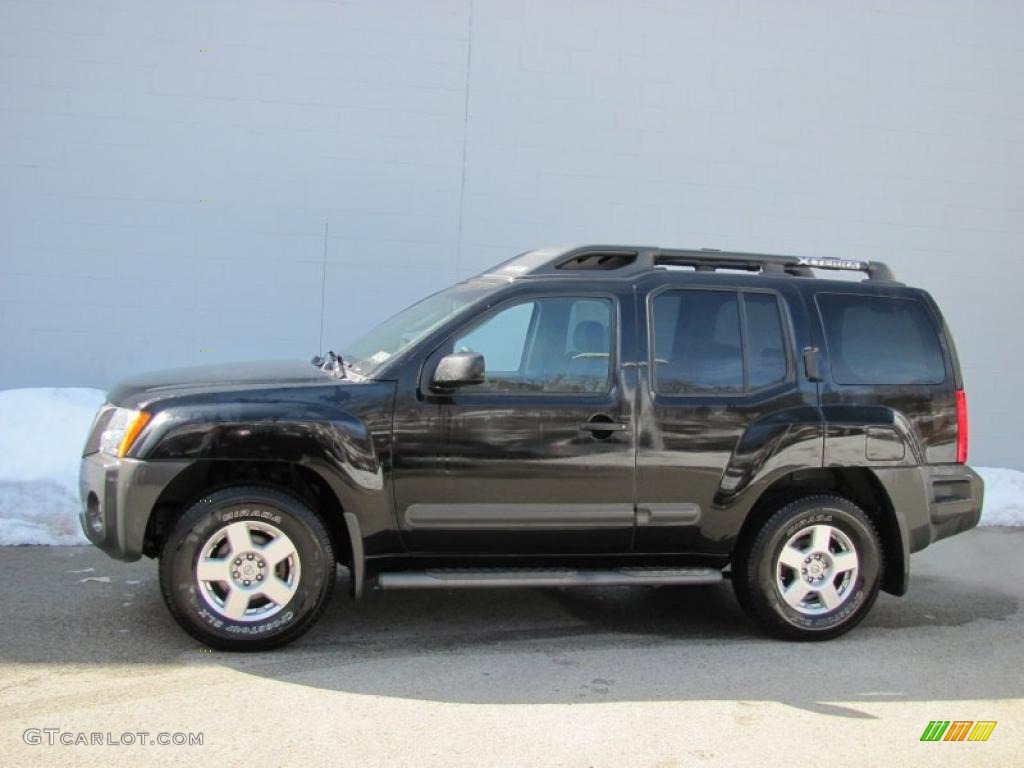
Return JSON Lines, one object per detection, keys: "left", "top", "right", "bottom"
{"left": 99, "top": 408, "right": 151, "bottom": 457}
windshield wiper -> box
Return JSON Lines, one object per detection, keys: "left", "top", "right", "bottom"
{"left": 310, "top": 350, "right": 346, "bottom": 379}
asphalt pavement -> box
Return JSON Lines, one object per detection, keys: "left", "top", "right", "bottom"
{"left": 0, "top": 528, "right": 1021, "bottom": 767}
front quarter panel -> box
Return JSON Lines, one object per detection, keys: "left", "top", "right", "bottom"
{"left": 132, "top": 381, "right": 399, "bottom": 551}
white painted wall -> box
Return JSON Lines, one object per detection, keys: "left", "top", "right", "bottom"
{"left": 1, "top": 0, "right": 1021, "bottom": 467}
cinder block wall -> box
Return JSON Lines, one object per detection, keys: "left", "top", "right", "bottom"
{"left": 1, "top": 0, "right": 1021, "bottom": 468}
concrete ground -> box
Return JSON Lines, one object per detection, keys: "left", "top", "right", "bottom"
{"left": 0, "top": 528, "right": 1020, "bottom": 767}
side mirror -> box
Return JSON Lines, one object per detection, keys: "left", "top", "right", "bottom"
{"left": 432, "top": 352, "right": 485, "bottom": 390}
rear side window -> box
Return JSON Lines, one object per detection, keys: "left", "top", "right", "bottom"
{"left": 744, "top": 293, "right": 788, "bottom": 388}
{"left": 817, "top": 293, "right": 946, "bottom": 385}
{"left": 652, "top": 290, "right": 789, "bottom": 394}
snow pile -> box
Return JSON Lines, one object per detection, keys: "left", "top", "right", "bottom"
{"left": 0, "top": 388, "right": 105, "bottom": 545}
{"left": 975, "top": 467, "right": 1024, "bottom": 527}
{"left": 0, "top": 387, "right": 1021, "bottom": 545}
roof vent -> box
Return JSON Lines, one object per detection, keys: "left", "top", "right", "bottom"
{"left": 557, "top": 251, "right": 638, "bottom": 271}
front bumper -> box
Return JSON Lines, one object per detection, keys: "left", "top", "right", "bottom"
{"left": 79, "top": 452, "right": 190, "bottom": 561}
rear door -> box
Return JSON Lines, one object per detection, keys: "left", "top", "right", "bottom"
{"left": 634, "top": 275, "right": 819, "bottom": 553}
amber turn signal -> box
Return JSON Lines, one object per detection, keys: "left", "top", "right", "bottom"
{"left": 117, "top": 411, "right": 151, "bottom": 457}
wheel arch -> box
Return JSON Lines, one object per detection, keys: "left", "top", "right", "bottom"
{"left": 733, "top": 467, "right": 908, "bottom": 596}
{"left": 144, "top": 460, "right": 354, "bottom": 577}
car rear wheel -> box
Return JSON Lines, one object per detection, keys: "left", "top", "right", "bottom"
{"left": 159, "top": 486, "right": 335, "bottom": 651}
{"left": 733, "top": 494, "right": 882, "bottom": 640}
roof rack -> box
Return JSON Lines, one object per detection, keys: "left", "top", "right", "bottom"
{"left": 483, "top": 245, "right": 896, "bottom": 282}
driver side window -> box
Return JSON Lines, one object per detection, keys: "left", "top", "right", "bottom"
{"left": 452, "top": 296, "right": 613, "bottom": 394}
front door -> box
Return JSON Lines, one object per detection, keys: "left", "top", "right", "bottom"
{"left": 393, "top": 287, "right": 637, "bottom": 554}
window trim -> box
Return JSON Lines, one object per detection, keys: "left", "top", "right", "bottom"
{"left": 421, "top": 291, "right": 621, "bottom": 399}
{"left": 645, "top": 284, "right": 796, "bottom": 399}
{"left": 814, "top": 291, "right": 949, "bottom": 387}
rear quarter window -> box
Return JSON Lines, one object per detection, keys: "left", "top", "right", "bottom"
{"left": 816, "top": 293, "right": 946, "bottom": 385}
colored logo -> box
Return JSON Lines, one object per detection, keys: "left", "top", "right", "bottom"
{"left": 920, "top": 721, "right": 996, "bottom": 742}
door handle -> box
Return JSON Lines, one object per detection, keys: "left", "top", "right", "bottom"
{"left": 578, "top": 421, "right": 629, "bottom": 433}
{"left": 802, "top": 346, "right": 823, "bottom": 382}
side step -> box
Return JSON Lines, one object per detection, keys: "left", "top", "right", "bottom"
{"left": 375, "top": 566, "right": 723, "bottom": 590}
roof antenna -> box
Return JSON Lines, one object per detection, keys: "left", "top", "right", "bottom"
{"left": 318, "top": 221, "right": 328, "bottom": 355}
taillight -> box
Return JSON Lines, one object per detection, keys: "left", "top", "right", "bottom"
{"left": 955, "top": 388, "right": 968, "bottom": 464}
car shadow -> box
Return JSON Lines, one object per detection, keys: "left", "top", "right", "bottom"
{"left": 2, "top": 541, "right": 1018, "bottom": 717}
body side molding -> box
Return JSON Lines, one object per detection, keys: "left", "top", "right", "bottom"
{"left": 403, "top": 503, "right": 634, "bottom": 529}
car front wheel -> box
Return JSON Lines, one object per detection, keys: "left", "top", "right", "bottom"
{"left": 159, "top": 486, "right": 335, "bottom": 651}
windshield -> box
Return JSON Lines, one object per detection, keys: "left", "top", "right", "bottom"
{"left": 343, "top": 281, "right": 499, "bottom": 375}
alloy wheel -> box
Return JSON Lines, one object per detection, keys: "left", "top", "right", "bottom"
{"left": 775, "top": 523, "right": 859, "bottom": 615}
{"left": 195, "top": 520, "right": 301, "bottom": 622}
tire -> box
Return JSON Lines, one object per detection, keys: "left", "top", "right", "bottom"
{"left": 732, "top": 494, "right": 882, "bottom": 641}
{"left": 159, "top": 486, "right": 335, "bottom": 651}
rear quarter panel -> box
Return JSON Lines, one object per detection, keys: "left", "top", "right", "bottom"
{"left": 813, "top": 285, "right": 959, "bottom": 467}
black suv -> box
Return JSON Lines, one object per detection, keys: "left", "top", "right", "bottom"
{"left": 80, "top": 245, "right": 983, "bottom": 650}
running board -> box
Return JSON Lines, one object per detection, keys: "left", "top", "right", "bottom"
{"left": 375, "top": 566, "right": 723, "bottom": 590}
